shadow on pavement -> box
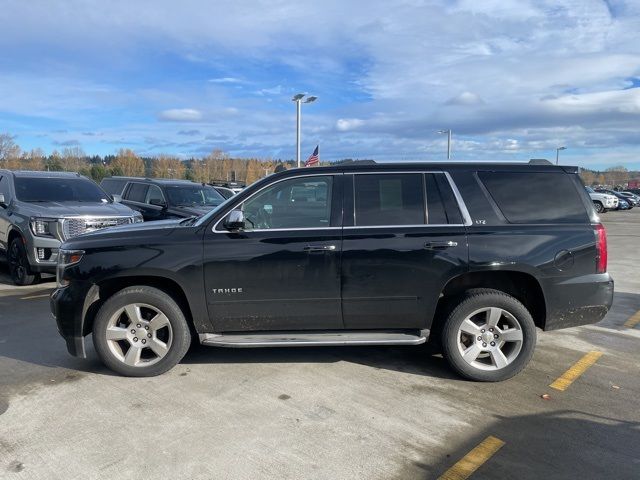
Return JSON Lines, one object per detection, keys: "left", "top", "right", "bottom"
{"left": 422, "top": 410, "right": 640, "bottom": 480}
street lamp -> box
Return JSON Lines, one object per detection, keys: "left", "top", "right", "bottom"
{"left": 556, "top": 146, "right": 567, "bottom": 165}
{"left": 292, "top": 93, "right": 317, "bottom": 167}
{"left": 437, "top": 129, "right": 452, "bottom": 160}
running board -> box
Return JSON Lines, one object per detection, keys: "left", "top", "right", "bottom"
{"left": 199, "top": 330, "right": 428, "bottom": 348}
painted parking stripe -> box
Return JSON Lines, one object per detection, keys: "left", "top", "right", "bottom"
{"left": 623, "top": 310, "right": 640, "bottom": 329}
{"left": 19, "top": 293, "right": 51, "bottom": 300}
{"left": 438, "top": 436, "right": 505, "bottom": 480}
{"left": 549, "top": 351, "right": 603, "bottom": 391}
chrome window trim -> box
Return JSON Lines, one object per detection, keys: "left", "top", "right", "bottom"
{"left": 212, "top": 173, "right": 339, "bottom": 233}
{"left": 211, "top": 169, "right": 473, "bottom": 233}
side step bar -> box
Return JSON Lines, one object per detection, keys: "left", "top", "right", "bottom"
{"left": 199, "top": 330, "right": 428, "bottom": 348}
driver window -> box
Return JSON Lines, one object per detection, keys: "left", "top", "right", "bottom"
{"left": 241, "top": 176, "right": 333, "bottom": 230}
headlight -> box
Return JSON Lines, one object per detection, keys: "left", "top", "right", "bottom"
{"left": 56, "top": 249, "right": 84, "bottom": 288}
{"left": 30, "top": 217, "right": 57, "bottom": 237}
{"left": 132, "top": 212, "right": 144, "bottom": 223}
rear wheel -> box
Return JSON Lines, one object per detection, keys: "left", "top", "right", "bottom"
{"left": 441, "top": 289, "right": 536, "bottom": 382}
{"left": 92, "top": 286, "right": 191, "bottom": 377}
{"left": 8, "top": 238, "right": 40, "bottom": 286}
{"left": 593, "top": 201, "right": 604, "bottom": 214}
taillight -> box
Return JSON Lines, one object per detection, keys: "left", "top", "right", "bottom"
{"left": 594, "top": 223, "right": 607, "bottom": 274}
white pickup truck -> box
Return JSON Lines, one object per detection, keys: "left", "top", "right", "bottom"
{"left": 586, "top": 186, "right": 618, "bottom": 213}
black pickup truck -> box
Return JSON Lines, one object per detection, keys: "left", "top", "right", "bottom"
{"left": 51, "top": 162, "right": 613, "bottom": 381}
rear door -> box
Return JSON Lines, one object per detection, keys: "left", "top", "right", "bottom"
{"left": 341, "top": 171, "right": 469, "bottom": 330}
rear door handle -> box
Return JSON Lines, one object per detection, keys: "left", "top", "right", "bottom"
{"left": 424, "top": 240, "right": 458, "bottom": 250}
{"left": 304, "top": 245, "right": 337, "bottom": 252}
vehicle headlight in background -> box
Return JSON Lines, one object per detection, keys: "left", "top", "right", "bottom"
{"left": 56, "top": 249, "right": 84, "bottom": 288}
{"left": 133, "top": 212, "right": 144, "bottom": 223}
{"left": 30, "top": 217, "right": 57, "bottom": 237}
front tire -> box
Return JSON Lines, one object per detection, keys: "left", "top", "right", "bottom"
{"left": 8, "top": 238, "right": 40, "bottom": 286}
{"left": 593, "top": 201, "right": 604, "bottom": 214}
{"left": 441, "top": 289, "right": 536, "bottom": 382}
{"left": 92, "top": 286, "right": 191, "bottom": 377}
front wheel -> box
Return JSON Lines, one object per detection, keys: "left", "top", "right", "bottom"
{"left": 593, "top": 201, "right": 604, "bottom": 214}
{"left": 8, "top": 238, "right": 40, "bottom": 286}
{"left": 441, "top": 289, "right": 537, "bottom": 382}
{"left": 92, "top": 286, "right": 191, "bottom": 377}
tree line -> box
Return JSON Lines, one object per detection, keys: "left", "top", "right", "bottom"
{"left": 0, "top": 133, "right": 303, "bottom": 185}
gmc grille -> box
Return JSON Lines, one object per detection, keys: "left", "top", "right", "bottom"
{"left": 61, "top": 217, "right": 134, "bottom": 240}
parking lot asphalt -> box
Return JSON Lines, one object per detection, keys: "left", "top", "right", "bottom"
{"left": 1, "top": 211, "right": 639, "bottom": 479}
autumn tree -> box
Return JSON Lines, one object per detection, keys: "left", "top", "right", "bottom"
{"left": 152, "top": 154, "right": 186, "bottom": 179}
{"left": 21, "top": 148, "right": 45, "bottom": 171}
{"left": 112, "top": 149, "right": 144, "bottom": 176}
{"left": 61, "top": 146, "right": 88, "bottom": 172}
{"left": 0, "top": 133, "right": 21, "bottom": 168}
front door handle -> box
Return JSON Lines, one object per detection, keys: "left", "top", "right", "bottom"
{"left": 304, "top": 245, "right": 337, "bottom": 252}
{"left": 424, "top": 240, "right": 458, "bottom": 250}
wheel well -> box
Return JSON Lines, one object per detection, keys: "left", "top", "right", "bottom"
{"left": 83, "top": 276, "right": 196, "bottom": 336}
{"left": 8, "top": 229, "right": 22, "bottom": 245}
{"left": 434, "top": 271, "right": 547, "bottom": 330}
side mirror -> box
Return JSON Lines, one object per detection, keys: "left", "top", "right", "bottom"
{"left": 112, "top": 194, "right": 122, "bottom": 203}
{"left": 0, "top": 193, "right": 6, "bottom": 208}
{"left": 224, "top": 209, "right": 245, "bottom": 231}
{"left": 149, "top": 198, "right": 167, "bottom": 208}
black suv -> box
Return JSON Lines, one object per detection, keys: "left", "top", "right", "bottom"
{"left": 101, "top": 177, "right": 225, "bottom": 221}
{"left": 52, "top": 162, "right": 613, "bottom": 381}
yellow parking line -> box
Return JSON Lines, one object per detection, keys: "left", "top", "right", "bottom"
{"left": 19, "top": 293, "right": 51, "bottom": 300}
{"left": 438, "top": 436, "right": 505, "bottom": 480}
{"left": 623, "top": 310, "right": 640, "bottom": 329}
{"left": 549, "top": 351, "right": 603, "bottom": 391}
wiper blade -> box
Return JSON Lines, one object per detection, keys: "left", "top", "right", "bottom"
{"left": 179, "top": 215, "right": 199, "bottom": 225}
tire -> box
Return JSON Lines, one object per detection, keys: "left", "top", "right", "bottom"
{"left": 92, "top": 286, "right": 191, "bottom": 377}
{"left": 593, "top": 201, "right": 604, "bottom": 214}
{"left": 441, "top": 289, "right": 537, "bottom": 382}
{"left": 8, "top": 238, "right": 40, "bottom": 286}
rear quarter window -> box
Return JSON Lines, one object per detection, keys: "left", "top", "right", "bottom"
{"left": 477, "top": 171, "right": 589, "bottom": 224}
{"left": 101, "top": 178, "right": 128, "bottom": 195}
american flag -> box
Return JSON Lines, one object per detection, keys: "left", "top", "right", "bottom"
{"left": 304, "top": 145, "right": 319, "bottom": 167}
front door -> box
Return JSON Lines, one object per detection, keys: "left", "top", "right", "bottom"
{"left": 341, "top": 171, "right": 468, "bottom": 330}
{"left": 203, "top": 174, "right": 343, "bottom": 332}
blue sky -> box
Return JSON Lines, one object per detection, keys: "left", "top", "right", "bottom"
{"left": 1, "top": 0, "right": 640, "bottom": 169}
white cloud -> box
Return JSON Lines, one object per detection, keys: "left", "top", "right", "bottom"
{"left": 209, "top": 77, "right": 243, "bottom": 84}
{"left": 157, "top": 108, "right": 203, "bottom": 122}
{"left": 446, "top": 92, "right": 485, "bottom": 106}
{"left": 336, "top": 118, "right": 365, "bottom": 131}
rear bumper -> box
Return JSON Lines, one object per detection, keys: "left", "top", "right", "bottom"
{"left": 543, "top": 273, "right": 614, "bottom": 330}
{"left": 50, "top": 282, "right": 97, "bottom": 358}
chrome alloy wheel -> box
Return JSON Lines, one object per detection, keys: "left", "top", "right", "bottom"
{"left": 456, "top": 307, "right": 524, "bottom": 371}
{"left": 104, "top": 303, "right": 173, "bottom": 367}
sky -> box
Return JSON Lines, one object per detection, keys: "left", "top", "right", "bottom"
{"left": 1, "top": 0, "right": 640, "bottom": 169}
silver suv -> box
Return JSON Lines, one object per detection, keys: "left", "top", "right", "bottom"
{"left": 0, "top": 170, "right": 142, "bottom": 285}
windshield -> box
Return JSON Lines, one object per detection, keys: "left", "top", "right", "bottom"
{"left": 14, "top": 177, "right": 111, "bottom": 203}
{"left": 165, "top": 184, "right": 224, "bottom": 207}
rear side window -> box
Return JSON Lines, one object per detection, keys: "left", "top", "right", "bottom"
{"left": 125, "top": 183, "right": 148, "bottom": 203}
{"left": 101, "top": 178, "right": 127, "bottom": 195}
{"left": 478, "top": 172, "right": 589, "bottom": 224}
{"left": 354, "top": 174, "right": 425, "bottom": 226}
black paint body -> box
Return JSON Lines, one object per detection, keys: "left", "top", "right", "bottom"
{"left": 51, "top": 163, "right": 614, "bottom": 357}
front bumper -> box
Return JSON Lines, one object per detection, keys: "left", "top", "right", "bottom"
{"left": 27, "top": 235, "right": 61, "bottom": 273}
{"left": 50, "top": 282, "right": 98, "bottom": 358}
{"left": 543, "top": 273, "right": 614, "bottom": 330}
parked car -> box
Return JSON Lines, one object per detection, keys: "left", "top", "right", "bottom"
{"left": 595, "top": 189, "right": 634, "bottom": 210}
{"left": 585, "top": 186, "right": 617, "bottom": 213}
{"left": 52, "top": 161, "right": 613, "bottom": 381}
{"left": 619, "top": 191, "right": 640, "bottom": 206}
{"left": 0, "top": 170, "right": 142, "bottom": 285}
{"left": 101, "top": 177, "right": 225, "bottom": 221}
{"left": 212, "top": 186, "right": 235, "bottom": 199}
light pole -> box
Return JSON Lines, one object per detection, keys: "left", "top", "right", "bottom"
{"left": 437, "top": 129, "right": 452, "bottom": 160}
{"left": 292, "top": 93, "right": 317, "bottom": 167}
{"left": 556, "top": 146, "right": 567, "bottom": 165}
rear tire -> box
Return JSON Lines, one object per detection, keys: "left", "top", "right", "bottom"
{"left": 441, "top": 289, "right": 536, "bottom": 382}
{"left": 92, "top": 286, "right": 191, "bottom": 377}
{"left": 8, "top": 238, "right": 40, "bottom": 286}
{"left": 593, "top": 201, "right": 604, "bottom": 214}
